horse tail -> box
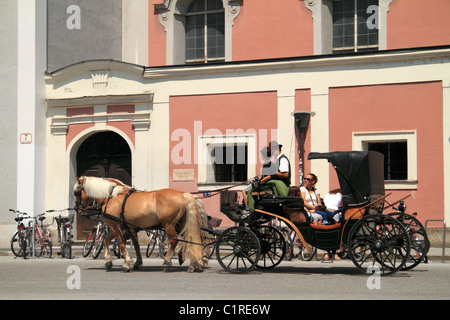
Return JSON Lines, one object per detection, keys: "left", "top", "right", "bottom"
{"left": 196, "top": 197, "right": 209, "bottom": 266}
{"left": 195, "top": 197, "right": 209, "bottom": 231}
{"left": 180, "top": 192, "right": 203, "bottom": 268}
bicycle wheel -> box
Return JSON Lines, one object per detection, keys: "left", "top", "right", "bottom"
{"left": 32, "top": 229, "right": 44, "bottom": 258}
{"left": 113, "top": 239, "right": 121, "bottom": 258}
{"left": 158, "top": 231, "right": 169, "bottom": 258}
{"left": 40, "top": 230, "right": 52, "bottom": 258}
{"left": 82, "top": 228, "right": 96, "bottom": 257}
{"left": 300, "top": 242, "right": 317, "bottom": 261}
{"left": 22, "top": 229, "right": 31, "bottom": 259}
{"left": 146, "top": 231, "right": 157, "bottom": 257}
{"left": 203, "top": 232, "right": 218, "bottom": 259}
{"left": 62, "top": 228, "right": 72, "bottom": 258}
{"left": 92, "top": 229, "right": 107, "bottom": 259}
{"left": 10, "top": 230, "right": 26, "bottom": 258}
{"left": 281, "top": 228, "right": 293, "bottom": 261}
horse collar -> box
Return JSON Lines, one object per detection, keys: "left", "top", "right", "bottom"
{"left": 120, "top": 188, "right": 136, "bottom": 224}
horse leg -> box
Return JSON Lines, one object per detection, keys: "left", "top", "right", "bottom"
{"left": 162, "top": 226, "right": 178, "bottom": 272}
{"left": 129, "top": 228, "right": 142, "bottom": 270}
{"left": 103, "top": 232, "right": 115, "bottom": 271}
{"left": 111, "top": 224, "right": 134, "bottom": 272}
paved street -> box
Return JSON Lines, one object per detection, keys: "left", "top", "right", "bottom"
{"left": 1, "top": 254, "right": 449, "bottom": 301}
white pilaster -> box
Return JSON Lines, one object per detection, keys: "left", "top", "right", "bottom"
{"left": 17, "top": 0, "right": 47, "bottom": 215}
{"left": 151, "top": 95, "right": 170, "bottom": 190}
{"left": 277, "top": 89, "right": 297, "bottom": 186}
{"left": 443, "top": 81, "right": 450, "bottom": 224}
{"left": 310, "top": 86, "right": 330, "bottom": 193}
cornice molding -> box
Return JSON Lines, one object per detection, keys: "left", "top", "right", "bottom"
{"left": 143, "top": 47, "right": 450, "bottom": 80}
{"left": 46, "top": 94, "right": 153, "bottom": 108}
{"left": 46, "top": 60, "right": 145, "bottom": 84}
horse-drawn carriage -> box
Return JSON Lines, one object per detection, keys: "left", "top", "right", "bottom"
{"left": 214, "top": 150, "right": 428, "bottom": 275}
{"left": 74, "top": 150, "right": 428, "bottom": 276}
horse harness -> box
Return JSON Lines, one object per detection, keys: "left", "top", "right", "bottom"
{"left": 79, "top": 181, "right": 212, "bottom": 248}
{"left": 101, "top": 187, "right": 138, "bottom": 231}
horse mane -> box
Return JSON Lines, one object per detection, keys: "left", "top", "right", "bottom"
{"left": 81, "top": 176, "right": 127, "bottom": 198}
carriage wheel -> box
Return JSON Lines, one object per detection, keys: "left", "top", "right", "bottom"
{"left": 216, "top": 226, "right": 261, "bottom": 274}
{"left": 388, "top": 212, "right": 430, "bottom": 270}
{"left": 347, "top": 214, "right": 411, "bottom": 276}
{"left": 253, "top": 225, "right": 286, "bottom": 269}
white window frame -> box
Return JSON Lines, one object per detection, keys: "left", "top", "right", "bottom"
{"left": 352, "top": 130, "right": 418, "bottom": 189}
{"left": 331, "top": 0, "right": 380, "bottom": 53}
{"left": 305, "top": 0, "right": 394, "bottom": 55}
{"left": 185, "top": 0, "right": 225, "bottom": 64}
{"left": 197, "top": 134, "right": 256, "bottom": 187}
{"left": 155, "top": 0, "right": 242, "bottom": 65}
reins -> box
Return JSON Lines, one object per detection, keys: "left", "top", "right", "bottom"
{"left": 191, "top": 180, "right": 251, "bottom": 198}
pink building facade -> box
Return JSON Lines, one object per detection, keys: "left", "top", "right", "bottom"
{"left": 34, "top": 0, "right": 450, "bottom": 239}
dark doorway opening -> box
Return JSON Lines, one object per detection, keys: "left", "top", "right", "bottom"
{"left": 76, "top": 131, "right": 132, "bottom": 239}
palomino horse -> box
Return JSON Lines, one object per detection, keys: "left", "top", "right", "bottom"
{"left": 73, "top": 176, "right": 208, "bottom": 272}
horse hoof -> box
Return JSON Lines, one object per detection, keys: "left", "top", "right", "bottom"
{"left": 121, "top": 266, "right": 131, "bottom": 273}
{"left": 105, "top": 261, "right": 113, "bottom": 271}
{"left": 134, "top": 262, "right": 142, "bottom": 270}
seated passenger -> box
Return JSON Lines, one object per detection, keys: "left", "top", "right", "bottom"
{"left": 284, "top": 186, "right": 308, "bottom": 223}
{"left": 324, "top": 188, "right": 342, "bottom": 224}
{"left": 288, "top": 186, "right": 300, "bottom": 197}
{"left": 300, "top": 173, "right": 323, "bottom": 225}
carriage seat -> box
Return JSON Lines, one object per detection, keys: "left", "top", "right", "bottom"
{"left": 343, "top": 194, "right": 386, "bottom": 220}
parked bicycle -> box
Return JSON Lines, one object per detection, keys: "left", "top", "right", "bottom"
{"left": 146, "top": 229, "right": 168, "bottom": 258}
{"left": 10, "top": 209, "right": 52, "bottom": 259}
{"left": 47, "top": 208, "right": 74, "bottom": 258}
{"left": 10, "top": 209, "right": 29, "bottom": 258}
{"left": 82, "top": 215, "right": 109, "bottom": 259}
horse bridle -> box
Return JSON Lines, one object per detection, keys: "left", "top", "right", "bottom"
{"left": 74, "top": 177, "right": 102, "bottom": 216}
{"left": 74, "top": 177, "right": 119, "bottom": 217}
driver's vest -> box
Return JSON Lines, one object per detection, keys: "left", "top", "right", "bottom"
{"left": 276, "top": 154, "right": 291, "bottom": 187}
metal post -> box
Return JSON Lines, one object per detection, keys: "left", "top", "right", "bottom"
{"left": 425, "top": 219, "right": 447, "bottom": 263}
{"left": 31, "top": 219, "right": 36, "bottom": 258}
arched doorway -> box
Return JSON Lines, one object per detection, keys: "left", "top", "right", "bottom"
{"left": 76, "top": 131, "right": 132, "bottom": 239}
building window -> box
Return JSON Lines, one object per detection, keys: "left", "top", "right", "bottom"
{"left": 368, "top": 142, "right": 407, "bottom": 180}
{"left": 212, "top": 144, "right": 248, "bottom": 182}
{"left": 155, "top": 0, "right": 241, "bottom": 65}
{"left": 332, "top": 0, "right": 379, "bottom": 53}
{"left": 197, "top": 134, "right": 257, "bottom": 185}
{"left": 186, "top": 0, "right": 225, "bottom": 63}
{"left": 353, "top": 130, "right": 417, "bottom": 189}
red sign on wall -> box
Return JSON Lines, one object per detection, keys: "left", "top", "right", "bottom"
{"left": 20, "top": 133, "right": 32, "bottom": 144}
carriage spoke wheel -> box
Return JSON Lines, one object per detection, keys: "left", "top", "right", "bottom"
{"left": 347, "top": 214, "right": 410, "bottom": 276}
{"left": 216, "top": 226, "right": 261, "bottom": 274}
{"left": 388, "top": 212, "right": 430, "bottom": 270}
{"left": 253, "top": 225, "right": 286, "bottom": 269}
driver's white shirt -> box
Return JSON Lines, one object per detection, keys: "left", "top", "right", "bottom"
{"left": 276, "top": 153, "right": 289, "bottom": 173}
